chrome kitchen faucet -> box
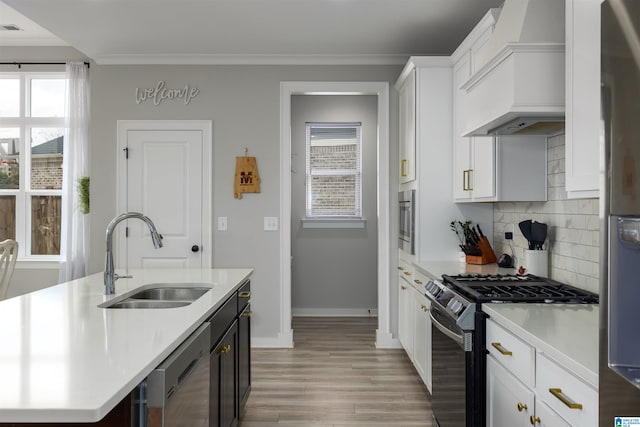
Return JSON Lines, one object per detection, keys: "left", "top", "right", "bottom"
{"left": 104, "top": 212, "right": 163, "bottom": 294}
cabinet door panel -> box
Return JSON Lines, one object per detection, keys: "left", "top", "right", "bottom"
{"left": 399, "top": 69, "right": 416, "bottom": 183}
{"left": 486, "top": 355, "right": 534, "bottom": 427}
{"left": 210, "top": 321, "right": 238, "bottom": 427}
{"left": 238, "top": 304, "right": 251, "bottom": 409}
{"left": 413, "top": 289, "right": 431, "bottom": 392}
{"left": 453, "top": 53, "right": 472, "bottom": 200}
{"left": 471, "top": 136, "right": 496, "bottom": 199}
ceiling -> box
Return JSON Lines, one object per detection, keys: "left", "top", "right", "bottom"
{"left": 0, "top": 0, "right": 504, "bottom": 64}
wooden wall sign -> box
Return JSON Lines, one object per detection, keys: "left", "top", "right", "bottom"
{"left": 234, "top": 149, "right": 261, "bottom": 199}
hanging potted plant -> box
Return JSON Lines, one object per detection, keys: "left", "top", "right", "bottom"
{"left": 77, "top": 176, "right": 90, "bottom": 214}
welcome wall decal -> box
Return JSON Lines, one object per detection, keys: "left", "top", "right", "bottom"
{"left": 135, "top": 81, "right": 200, "bottom": 106}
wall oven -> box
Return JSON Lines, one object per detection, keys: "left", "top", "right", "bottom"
{"left": 399, "top": 190, "right": 415, "bottom": 254}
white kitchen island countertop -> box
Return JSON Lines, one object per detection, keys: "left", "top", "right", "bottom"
{"left": 0, "top": 268, "right": 253, "bottom": 423}
{"left": 483, "top": 303, "right": 599, "bottom": 387}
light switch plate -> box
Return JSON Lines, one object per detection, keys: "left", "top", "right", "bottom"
{"left": 264, "top": 216, "right": 279, "bottom": 231}
{"left": 217, "top": 216, "right": 228, "bottom": 231}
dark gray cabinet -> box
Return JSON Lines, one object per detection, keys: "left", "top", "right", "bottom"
{"left": 208, "top": 280, "right": 251, "bottom": 427}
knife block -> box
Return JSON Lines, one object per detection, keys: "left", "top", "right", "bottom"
{"left": 466, "top": 236, "right": 497, "bottom": 265}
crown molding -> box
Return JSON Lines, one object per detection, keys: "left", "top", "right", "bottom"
{"left": 92, "top": 53, "right": 411, "bottom": 66}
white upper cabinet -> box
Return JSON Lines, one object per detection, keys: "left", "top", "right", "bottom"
{"left": 565, "top": 0, "right": 600, "bottom": 198}
{"left": 452, "top": 8, "right": 548, "bottom": 203}
{"left": 398, "top": 69, "right": 416, "bottom": 184}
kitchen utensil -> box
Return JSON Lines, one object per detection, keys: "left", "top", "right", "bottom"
{"left": 518, "top": 220, "right": 534, "bottom": 250}
{"left": 497, "top": 253, "right": 514, "bottom": 268}
{"left": 531, "top": 222, "right": 548, "bottom": 250}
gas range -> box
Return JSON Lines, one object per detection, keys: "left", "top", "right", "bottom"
{"left": 423, "top": 273, "right": 599, "bottom": 331}
{"left": 442, "top": 273, "right": 599, "bottom": 304}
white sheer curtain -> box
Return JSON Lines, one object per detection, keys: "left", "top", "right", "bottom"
{"left": 59, "top": 62, "right": 90, "bottom": 282}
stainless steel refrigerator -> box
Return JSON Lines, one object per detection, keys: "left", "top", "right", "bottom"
{"left": 601, "top": 0, "right": 640, "bottom": 424}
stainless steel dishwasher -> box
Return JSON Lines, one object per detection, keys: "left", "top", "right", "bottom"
{"left": 145, "top": 322, "right": 211, "bottom": 427}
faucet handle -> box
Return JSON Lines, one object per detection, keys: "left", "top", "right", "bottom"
{"left": 114, "top": 273, "right": 133, "bottom": 280}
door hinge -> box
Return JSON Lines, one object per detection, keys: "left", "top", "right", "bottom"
{"left": 123, "top": 147, "right": 129, "bottom": 159}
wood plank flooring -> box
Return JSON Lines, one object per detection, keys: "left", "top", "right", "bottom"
{"left": 240, "top": 317, "right": 433, "bottom": 427}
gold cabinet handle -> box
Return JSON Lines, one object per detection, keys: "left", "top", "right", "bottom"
{"left": 400, "top": 285, "right": 407, "bottom": 290}
{"left": 517, "top": 402, "right": 528, "bottom": 412}
{"left": 491, "top": 342, "right": 513, "bottom": 356}
{"left": 398, "top": 266, "right": 405, "bottom": 271}
{"left": 401, "top": 159, "right": 408, "bottom": 177}
{"left": 463, "top": 169, "right": 474, "bottom": 191}
{"left": 414, "top": 279, "right": 423, "bottom": 285}
{"left": 241, "top": 310, "right": 252, "bottom": 318}
{"left": 239, "top": 291, "right": 251, "bottom": 298}
{"left": 548, "top": 388, "right": 583, "bottom": 409}
{"left": 216, "top": 344, "right": 232, "bottom": 355}
{"left": 421, "top": 304, "right": 429, "bottom": 312}
{"left": 529, "top": 415, "right": 540, "bottom": 425}
{"left": 404, "top": 271, "right": 411, "bottom": 276}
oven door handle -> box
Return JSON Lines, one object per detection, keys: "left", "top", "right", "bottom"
{"left": 429, "top": 311, "right": 464, "bottom": 346}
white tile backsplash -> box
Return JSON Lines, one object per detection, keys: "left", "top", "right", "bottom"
{"left": 493, "top": 134, "right": 600, "bottom": 294}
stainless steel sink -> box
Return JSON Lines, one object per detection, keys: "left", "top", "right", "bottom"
{"left": 129, "top": 286, "right": 210, "bottom": 301}
{"left": 106, "top": 300, "right": 191, "bottom": 309}
{"left": 99, "top": 283, "right": 212, "bottom": 309}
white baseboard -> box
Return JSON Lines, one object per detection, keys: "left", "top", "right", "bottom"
{"left": 375, "top": 330, "right": 401, "bottom": 349}
{"left": 252, "top": 330, "right": 294, "bottom": 348}
{"left": 292, "top": 307, "right": 379, "bottom": 317}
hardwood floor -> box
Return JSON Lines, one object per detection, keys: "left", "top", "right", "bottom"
{"left": 240, "top": 317, "right": 433, "bottom": 427}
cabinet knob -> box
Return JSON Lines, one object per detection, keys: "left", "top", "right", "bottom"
{"left": 216, "top": 344, "right": 231, "bottom": 355}
{"left": 401, "top": 285, "right": 407, "bottom": 290}
{"left": 404, "top": 271, "right": 412, "bottom": 276}
{"left": 241, "top": 310, "right": 252, "bottom": 318}
{"left": 517, "top": 402, "right": 528, "bottom": 412}
{"left": 421, "top": 304, "right": 429, "bottom": 312}
{"left": 414, "top": 279, "right": 423, "bottom": 285}
{"left": 239, "top": 291, "right": 251, "bottom": 298}
{"left": 191, "top": 245, "right": 200, "bottom": 253}
{"left": 398, "top": 266, "right": 405, "bottom": 271}
{"left": 529, "top": 415, "right": 540, "bottom": 425}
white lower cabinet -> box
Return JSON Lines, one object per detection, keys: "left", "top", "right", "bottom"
{"left": 398, "top": 259, "right": 415, "bottom": 356}
{"left": 486, "top": 319, "right": 597, "bottom": 427}
{"left": 397, "top": 263, "right": 432, "bottom": 393}
{"left": 412, "top": 287, "right": 432, "bottom": 391}
{"left": 487, "top": 355, "right": 534, "bottom": 427}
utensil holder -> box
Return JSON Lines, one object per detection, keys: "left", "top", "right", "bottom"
{"left": 466, "top": 236, "right": 497, "bottom": 265}
{"left": 525, "top": 250, "right": 548, "bottom": 277}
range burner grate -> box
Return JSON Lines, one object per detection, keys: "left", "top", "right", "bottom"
{"left": 441, "top": 274, "right": 599, "bottom": 304}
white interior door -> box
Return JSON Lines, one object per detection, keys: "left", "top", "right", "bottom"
{"left": 117, "top": 121, "right": 212, "bottom": 270}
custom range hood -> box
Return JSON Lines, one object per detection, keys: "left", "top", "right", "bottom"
{"left": 461, "top": 0, "right": 565, "bottom": 136}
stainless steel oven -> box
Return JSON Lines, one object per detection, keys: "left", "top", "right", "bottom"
{"left": 424, "top": 274, "right": 598, "bottom": 427}
{"left": 399, "top": 190, "right": 415, "bottom": 254}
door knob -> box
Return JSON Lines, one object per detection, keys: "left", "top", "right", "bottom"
{"left": 191, "top": 245, "right": 200, "bottom": 252}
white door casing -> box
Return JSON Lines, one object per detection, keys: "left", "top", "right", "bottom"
{"left": 279, "top": 82, "right": 392, "bottom": 349}
{"left": 117, "top": 120, "right": 212, "bottom": 270}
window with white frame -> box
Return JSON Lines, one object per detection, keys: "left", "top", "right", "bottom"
{"left": 0, "top": 73, "right": 65, "bottom": 258}
{"left": 305, "top": 122, "right": 362, "bottom": 218}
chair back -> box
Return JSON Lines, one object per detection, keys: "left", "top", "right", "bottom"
{"left": 0, "top": 239, "right": 18, "bottom": 301}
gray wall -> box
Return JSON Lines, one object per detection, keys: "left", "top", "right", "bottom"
{"left": 89, "top": 64, "right": 402, "bottom": 342}
{"left": 290, "top": 95, "right": 378, "bottom": 315}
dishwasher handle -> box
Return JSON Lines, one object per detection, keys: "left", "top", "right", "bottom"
{"left": 429, "top": 308, "right": 464, "bottom": 346}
